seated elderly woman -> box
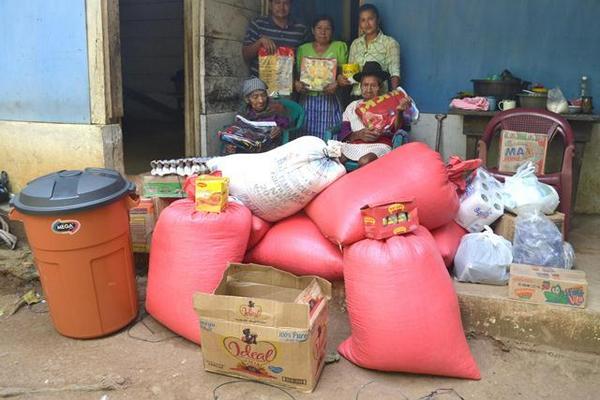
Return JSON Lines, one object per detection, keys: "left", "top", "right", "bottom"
{"left": 222, "top": 77, "right": 290, "bottom": 154}
{"left": 338, "top": 61, "right": 411, "bottom": 167}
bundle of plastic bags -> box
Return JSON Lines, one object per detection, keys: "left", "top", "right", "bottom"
{"left": 502, "top": 162, "right": 559, "bottom": 215}
{"left": 454, "top": 226, "right": 512, "bottom": 285}
{"left": 207, "top": 136, "right": 346, "bottom": 222}
{"left": 512, "top": 208, "right": 574, "bottom": 269}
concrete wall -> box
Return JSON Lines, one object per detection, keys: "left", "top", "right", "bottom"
{"left": 201, "top": 0, "right": 261, "bottom": 156}
{"left": 120, "top": 0, "right": 184, "bottom": 120}
{"left": 0, "top": 121, "right": 123, "bottom": 192}
{"left": 576, "top": 124, "right": 600, "bottom": 214}
{"left": 371, "top": 0, "right": 600, "bottom": 113}
{"left": 0, "top": 0, "right": 91, "bottom": 123}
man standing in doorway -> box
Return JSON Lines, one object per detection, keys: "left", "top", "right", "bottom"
{"left": 242, "top": 0, "right": 309, "bottom": 77}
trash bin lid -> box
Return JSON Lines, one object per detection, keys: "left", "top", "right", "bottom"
{"left": 11, "top": 168, "right": 135, "bottom": 215}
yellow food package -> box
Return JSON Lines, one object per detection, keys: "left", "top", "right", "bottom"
{"left": 342, "top": 63, "right": 360, "bottom": 79}
{"left": 195, "top": 175, "right": 229, "bottom": 213}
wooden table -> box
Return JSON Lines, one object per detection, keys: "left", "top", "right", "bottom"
{"left": 449, "top": 109, "right": 600, "bottom": 208}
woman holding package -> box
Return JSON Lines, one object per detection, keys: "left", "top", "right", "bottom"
{"left": 294, "top": 15, "right": 348, "bottom": 139}
{"left": 338, "top": 3, "right": 401, "bottom": 98}
{"left": 338, "top": 62, "right": 412, "bottom": 167}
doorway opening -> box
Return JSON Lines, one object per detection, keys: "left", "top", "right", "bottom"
{"left": 119, "top": 0, "right": 185, "bottom": 175}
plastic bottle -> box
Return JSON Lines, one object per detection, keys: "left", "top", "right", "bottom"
{"left": 580, "top": 76, "right": 589, "bottom": 98}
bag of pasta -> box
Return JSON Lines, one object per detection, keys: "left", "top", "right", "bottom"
{"left": 355, "top": 89, "right": 407, "bottom": 131}
{"left": 258, "top": 47, "right": 294, "bottom": 97}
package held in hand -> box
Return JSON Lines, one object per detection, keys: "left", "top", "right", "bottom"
{"left": 258, "top": 47, "right": 294, "bottom": 97}
{"left": 300, "top": 57, "right": 337, "bottom": 91}
{"left": 355, "top": 90, "right": 406, "bottom": 131}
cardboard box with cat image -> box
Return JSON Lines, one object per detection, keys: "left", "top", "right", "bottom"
{"left": 193, "top": 263, "right": 331, "bottom": 393}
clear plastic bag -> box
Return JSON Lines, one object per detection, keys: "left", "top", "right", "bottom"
{"left": 512, "top": 208, "right": 572, "bottom": 268}
{"left": 453, "top": 226, "right": 512, "bottom": 285}
{"left": 502, "top": 162, "right": 559, "bottom": 215}
{"left": 546, "top": 87, "right": 569, "bottom": 114}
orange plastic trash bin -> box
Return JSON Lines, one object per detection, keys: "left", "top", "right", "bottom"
{"left": 10, "top": 168, "right": 139, "bottom": 338}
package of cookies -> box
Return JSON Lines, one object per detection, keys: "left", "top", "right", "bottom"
{"left": 361, "top": 199, "right": 419, "bottom": 240}
{"left": 300, "top": 57, "right": 337, "bottom": 91}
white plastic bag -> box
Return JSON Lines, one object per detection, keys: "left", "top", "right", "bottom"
{"left": 512, "top": 208, "right": 573, "bottom": 269}
{"left": 207, "top": 136, "right": 346, "bottom": 222}
{"left": 455, "top": 168, "right": 504, "bottom": 232}
{"left": 546, "top": 87, "right": 569, "bottom": 114}
{"left": 454, "top": 226, "right": 512, "bottom": 285}
{"left": 502, "top": 162, "right": 559, "bottom": 214}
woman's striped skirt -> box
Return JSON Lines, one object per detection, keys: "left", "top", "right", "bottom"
{"left": 299, "top": 93, "right": 342, "bottom": 139}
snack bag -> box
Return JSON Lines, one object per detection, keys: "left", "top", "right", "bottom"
{"left": 355, "top": 90, "right": 407, "bottom": 131}
{"left": 258, "top": 47, "right": 294, "bottom": 97}
{"left": 300, "top": 57, "right": 337, "bottom": 91}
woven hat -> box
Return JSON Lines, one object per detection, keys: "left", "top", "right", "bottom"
{"left": 353, "top": 61, "right": 390, "bottom": 83}
{"left": 242, "top": 77, "right": 267, "bottom": 98}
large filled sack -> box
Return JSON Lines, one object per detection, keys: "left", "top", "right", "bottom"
{"left": 339, "top": 226, "right": 480, "bottom": 379}
{"left": 247, "top": 215, "right": 271, "bottom": 249}
{"left": 305, "top": 142, "right": 460, "bottom": 245}
{"left": 431, "top": 221, "right": 468, "bottom": 269}
{"left": 246, "top": 213, "right": 343, "bottom": 281}
{"left": 146, "top": 198, "right": 252, "bottom": 344}
{"left": 207, "top": 136, "right": 346, "bottom": 222}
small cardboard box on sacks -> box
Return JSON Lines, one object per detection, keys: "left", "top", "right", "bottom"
{"left": 193, "top": 263, "right": 331, "bottom": 393}
{"left": 493, "top": 211, "right": 565, "bottom": 242}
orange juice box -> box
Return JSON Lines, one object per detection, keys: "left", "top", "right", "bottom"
{"left": 195, "top": 175, "right": 229, "bottom": 213}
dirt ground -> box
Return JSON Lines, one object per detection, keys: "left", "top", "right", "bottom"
{"left": 1, "top": 276, "right": 599, "bottom": 400}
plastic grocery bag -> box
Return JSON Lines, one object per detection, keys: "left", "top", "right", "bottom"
{"left": 454, "top": 226, "right": 512, "bottom": 285}
{"left": 207, "top": 136, "right": 346, "bottom": 222}
{"left": 546, "top": 87, "right": 569, "bottom": 114}
{"left": 512, "top": 208, "right": 572, "bottom": 268}
{"left": 258, "top": 47, "right": 294, "bottom": 97}
{"left": 502, "top": 162, "right": 559, "bottom": 214}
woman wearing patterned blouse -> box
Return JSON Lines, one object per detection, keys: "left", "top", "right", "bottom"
{"left": 338, "top": 3, "right": 401, "bottom": 98}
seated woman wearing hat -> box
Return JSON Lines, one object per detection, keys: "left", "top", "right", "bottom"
{"left": 338, "top": 61, "right": 411, "bottom": 167}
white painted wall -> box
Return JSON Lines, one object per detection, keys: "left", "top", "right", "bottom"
{"left": 409, "top": 113, "right": 466, "bottom": 161}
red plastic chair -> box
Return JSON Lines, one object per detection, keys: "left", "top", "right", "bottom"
{"left": 477, "top": 108, "right": 575, "bottom": 236}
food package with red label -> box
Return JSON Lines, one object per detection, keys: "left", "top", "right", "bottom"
{"left": 258, "top": 47, "right": 294, "bottom": 97}
{"left": 355, "top": 89, "right": 407, "bottom": 131}
{"left": 361, "top": 199, "right": 419, "bottom": 240}
{"left": 195, "top": 175, "right": 229, "bottom": 213}
{"left": 300, "top": 57, "right": 337, "bottom": 91}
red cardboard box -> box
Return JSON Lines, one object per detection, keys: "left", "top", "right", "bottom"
{"left": 361, "top": 200, "right": 419, "bottom": 240}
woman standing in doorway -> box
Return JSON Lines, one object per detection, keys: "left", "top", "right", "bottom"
{"left": 339, "top": 3, "right": 401, "bottom": 98}
{"left": 294, "top": 15, "right": 348, "bottom": 139}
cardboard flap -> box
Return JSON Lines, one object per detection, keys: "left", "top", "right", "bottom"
{"left": 194, "top": 263, "right": 332, "bottom": 329}
{"left": 361, "top": 198, "right": 415, "bottom": 210}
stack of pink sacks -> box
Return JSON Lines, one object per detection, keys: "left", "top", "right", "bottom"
{"left": 146, "top": 141, "right": 480, "bottom": 379}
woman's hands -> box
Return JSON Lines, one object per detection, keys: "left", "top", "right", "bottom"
{"left": 294, "top": 80, "right": 308, "bottom": 94}
{"left": 396, "top": 96, "right": 412, "bottom": 113}
{"left": 350, "top": 127, "right": 381, "bottom": 142}
{"left": 270, "top": 126, "right": 282, "bottom": 139}
{"left": 337, "top": 74, "right": 352, "bottom": 87}
{"left": 323, "top": 82, "right": 338, "bottom": 95}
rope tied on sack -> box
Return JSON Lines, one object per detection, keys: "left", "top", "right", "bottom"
{"left": 0, "top": 216, "right": 17, "bottom": 250}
